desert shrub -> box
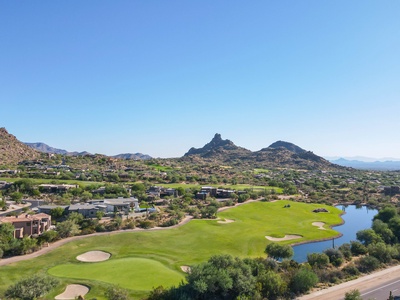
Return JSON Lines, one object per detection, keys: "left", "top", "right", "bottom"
{"left": 307, "top": 253, "right": 329, "bottom": 269}
{"left": 350, "top": 241, "right": 368, "bottom": 256}
{"left": 356, "top": 256, "right": 381, "bottom": 273}
{"left": 342, "top": 264, "right": 360, "bottom": 277}
{"left": 323, "top": 248, "right": 344, "bottom": 267}
{"left": 105, "top": 285, "right": 129, "bottom": 300}
{"left": 5, "top": 274, "right": 59, "bottom": 300}
{"left": 139, "top": 220, "right": 155, "bottom": 229}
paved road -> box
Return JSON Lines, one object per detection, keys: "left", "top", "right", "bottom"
{"left": 299, "top": 265, "right": 400, "bottom": 300}
{"left": 360, "top": 276, "right": 400, "bottom": 299}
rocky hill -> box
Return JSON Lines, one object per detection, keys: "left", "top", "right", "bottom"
{"left": 184, "top": 134, "right": 343, "bottom": 170}
{"left": 0, "top": 128, "right": 42, "bottom": 167}
{"left": 24, "top": 142, "right": 69, "bottom": 155}
{"left": 184, "top": 133, "right": 252, "bottom": 161}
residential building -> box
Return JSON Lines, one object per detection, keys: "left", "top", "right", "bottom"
{"left": 0, "top": 213, "right": 51, "bottom": 238}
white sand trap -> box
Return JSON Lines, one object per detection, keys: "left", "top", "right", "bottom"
{"left": 55, "top": 284, "right": 89, "bottom": 300}
{"left": 181, "top": 265, "right": 191, "bottom": 273}
{"left": 217, "top": 219, "right": 235, "bottom": 224}
{"left": 265, "top": 235, "right": 302, "bottom": 241}
{"left": 76, "top": 250, "right": 111, "bottom": 262}
{"left": 312, "top": 222, "right": 326, "bottom": 230}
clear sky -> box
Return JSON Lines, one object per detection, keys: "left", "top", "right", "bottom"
{"left": 1, "top": 1, "right": 399, "bottom": 159}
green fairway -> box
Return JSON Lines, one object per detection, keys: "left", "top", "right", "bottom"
{"left": 0, "top": 177, "right": 102, "bottom": 187}
{"left": 0, "top": 200, "right": 343, "bottom": 299}
{"left": 158, "top": 182, "right": 283, "bottom": 193}
{"left": 48, "top": 257, "right": 184, "bottom": 291}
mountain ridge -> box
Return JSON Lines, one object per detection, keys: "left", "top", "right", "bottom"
{"left": 24, "top": 141, "right": 152, "bottom": 160}
{"left": 329, "top": 158, "right": 400, "bottom": 171}
{"left": 183, "top": 133, "right": 342, "bottom": 170}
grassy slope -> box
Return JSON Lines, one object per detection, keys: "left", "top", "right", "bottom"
{"left": 0, "top": 200, "right": 342, "bottom": 299}
{"left": 157, "top": 182, "right": 283, "bottom": 193}
{"left": 0, "top": 177, "right": 101, "bottom": 187}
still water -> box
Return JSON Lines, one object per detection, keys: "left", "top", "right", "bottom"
{"left": 292, "top": 205, "right": 378, "bottom": 262}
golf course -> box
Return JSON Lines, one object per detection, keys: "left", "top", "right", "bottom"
{"left": 0, "top": 200, "right": 343, "bottom": 299}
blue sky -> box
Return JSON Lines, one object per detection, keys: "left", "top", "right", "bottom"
{"left": 1, "top": 1, "right": 399, "bottom": 158}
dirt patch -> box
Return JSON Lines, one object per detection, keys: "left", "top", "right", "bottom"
{"left": 181, "top": 265, "right": 191, "bottom": 273}
{"left": 76, "top": 250, "right": 111, "bottom": 262}
{"left": 265, "top": 234, "right": 302, "bottom": 241}
{"left": 55, "top": 284, "right": 89, "bottom": 300}
{"left": 217, "top": 219, "right": 235, "bottom": 224}
{"left": 312, "top": 222, "right": 326, "bottom": 230}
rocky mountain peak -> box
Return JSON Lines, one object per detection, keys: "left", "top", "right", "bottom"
{"left": 184, "top": 133, "right": 248, "bottom": 157}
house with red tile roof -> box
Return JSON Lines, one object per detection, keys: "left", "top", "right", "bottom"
{"left": 0, "top": 213, "right": 51, "bottom": 238}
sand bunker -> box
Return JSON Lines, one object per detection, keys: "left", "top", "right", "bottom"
{"left": 217, "top": 219, "right": 235, "bottom": 224}
{"left": 55, "top": 284, "right": 89, "bottom": 300}
{"left": 181, "top": 265, "right": 191, "bottom": 273}
{"left": 76, "top": 250, "right": 111, "bottom": 262}
{"left": 312, "top": 222, "right": 326, "bottom": 230}
{"left": 265, "top": 235, "right": 302, "bottom": 241}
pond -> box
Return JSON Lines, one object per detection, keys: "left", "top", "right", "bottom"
{"left": 292, "top": 205, "right": 378, "bottom": 262}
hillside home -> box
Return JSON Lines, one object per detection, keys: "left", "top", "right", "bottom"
{"left": 0, "top": 213, "right": 51, "bottom": 238}
{"left": 88, "top": 197, "right": 140, "bottom": 214}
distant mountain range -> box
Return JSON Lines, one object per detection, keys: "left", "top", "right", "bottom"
{"left": 183, "top": 133, "right": 342, "bottom": 170}
{"left": 24, "top": 142, "right": 90, "bottom": 156}
{"left": 24, "top": 142, "right": 152, "bottom": 160}
{"left": 2, "top": 127, "right": 399, "bottom": 170}
{"left": 328, "top": 158, "right": 400, "bottom": 171}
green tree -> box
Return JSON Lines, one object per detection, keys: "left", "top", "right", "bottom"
{"left": 323, "top": 248, "right": 344, "bottom": 267}
{"left": 374, "top": 206, "right": 397, "bottom": 223}
{"left": 368, "top": 242, "right": 397, "bottom": 263}
{"left": 307, "top": 252, "right": 329, "bottom": 269}
{"left": 81, "top": 191, "right": 93, "bottom": 200}
{"left": 290, "top": 267, "right": 318, "bottom": 294}
{"left": 265, "top": 243, "right": 294, "bottom": 260}
{"left": 372, "top": 219, "right": 395, "bottom": 244}
{"left": 13, "top": 179, "right": 36, "bottom": 195}
{"left": 96, "top": 210, "right": 105, "bottom": 220}
{"left": 389, "top": 216, "right": 400, "bottom": 240}
{"left": 10, "top": 191, "right": 23, "bottom": 203}
{"left": 356, "top": 229, "right": 383, "bottom": 246}
{"left": 50, "top": 207, "right": 65, "bottom": 220}
{"left": 350, "top": 241, "right": 368, "bottom": 256}
{"left": 187, "top": 254, "right": 257, "bottom": 299}
{"left": 68, "top": 212, "right": 84, "bottom": 224}
{"left": 258, "top": 270, "right": 286, "bottom": 299}
{"left": 5, "top": 274, "right": 59, "bottom": 300}
{"left": 38, "top": 230, "right": 58, "bottom": 244}
{"left": 0, "top": 222, "right": 15, "bottom": 244}
{"left": 56, "top": 219, "right": 80, "bottom": 238}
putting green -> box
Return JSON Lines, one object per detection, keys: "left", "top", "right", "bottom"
{"left": 48, "top": 257, "right": 184, "bottom": 291}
